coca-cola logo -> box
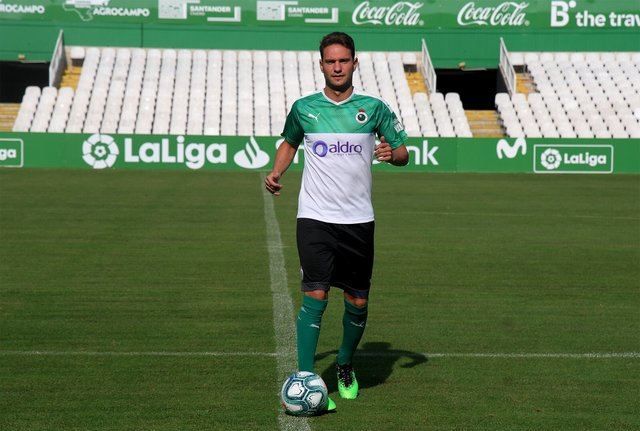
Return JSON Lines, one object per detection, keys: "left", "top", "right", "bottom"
{"left": 352, "top": 1, "right": 424, "bottom": 26}
{"left": 457, "top": 1, "right": 530, "bottom": 26}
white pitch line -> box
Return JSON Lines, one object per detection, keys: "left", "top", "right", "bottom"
{"left": 0, "top": 350, "right": 277, "bottom": 357}
{"left": 376, "top": 210, "right": 640, "bottom": 221}
{"left": 261, "top": 175, "right": 311, "bottom": 431}
{"left": 359, "top": 352, "right": 640, "bottom": 359}
{"left": 0, "top": 351, "right": 638, "bottom": 359}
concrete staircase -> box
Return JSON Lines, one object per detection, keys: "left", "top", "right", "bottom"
{"left": 405, "top": 70, "right": 428, "bottom": 95}
{"left": 0, "top": 103, "right": 20, "bottom": 132}
{"left": 60, "top": 65, "right": 82, "bottom": 90}
{"left": 404, "top": 67, "right": 505, "bottom": 137}
{"left": 465, "top": 110, "right": 505, "bottom": 137}
{"left": 516, "top": 71, "right": 537, "bottom": 94}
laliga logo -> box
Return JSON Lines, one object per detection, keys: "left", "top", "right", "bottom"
{"left": 312, "top": 140, "right": 363, "bottom": 157}
{"left": 82, "top": 134, "right": 119, "bottom": 169}
{"left": 0, "top": 148, "right": 17, "bottom": 161}
{"left": 352, "top": 1, "right": 424, "bottom": 26}
{"left": 540, "top": 148, "right": 562, "bottom": 170}
{"left": 233, "top": 136, "right": 270, "bottom": 169}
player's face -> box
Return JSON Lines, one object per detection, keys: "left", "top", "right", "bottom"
{"left": 320, "top": 44, "right": 358, "bottom": 93}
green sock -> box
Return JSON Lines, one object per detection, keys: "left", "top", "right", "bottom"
{"left": 297, "top": 295, "right": 328, "bottom": 372}
{"left": 337, "top": 299, "right": 368, "bottom": 366}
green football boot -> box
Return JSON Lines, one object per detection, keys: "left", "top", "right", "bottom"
{"left": 326, "top": 396, "right": 336, "bottom": 412}
{"left": 336, "top": 363, "right": 359, "bottom": 399}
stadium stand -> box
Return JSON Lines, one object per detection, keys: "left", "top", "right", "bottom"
{"left": 11, "top": 47, "right": 640, "bottom": 139}
{"left": 501, "top": 52, "right": 640, "bottom": 138}
{"left": 12, "top": 47, "right": 475, "bottom": 138}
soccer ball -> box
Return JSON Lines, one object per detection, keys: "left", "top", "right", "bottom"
{"left": 280, "top": 371, "right": 328, "bottom": 416}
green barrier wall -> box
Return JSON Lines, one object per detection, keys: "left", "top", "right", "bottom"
{"left": 1, "top": 133, "right": 638, "bottom": 174}
{"left": 0, "top": 1, "right": 638, "bottom": 66}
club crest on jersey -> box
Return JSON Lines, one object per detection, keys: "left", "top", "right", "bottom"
{"left": 355, "top": 109, "right": 368, "bottom": 124}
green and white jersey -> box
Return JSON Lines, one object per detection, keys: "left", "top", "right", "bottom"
{"left": 282, "top": 89, "right": 408, "bottom": 224}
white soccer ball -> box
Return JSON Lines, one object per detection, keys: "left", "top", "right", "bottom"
{"left": 280, "top": 371, "right": 328, "bottom": 416}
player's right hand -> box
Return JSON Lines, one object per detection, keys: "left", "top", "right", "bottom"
{"left": 375, "top": 135, "right": 393, "bottom": 162}
{"left": 265, "top": 171, "right": 283, "bottom": 196}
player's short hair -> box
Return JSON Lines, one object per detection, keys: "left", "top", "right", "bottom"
{"left": 319, "top": 32, "right": 355, "bottom": 59}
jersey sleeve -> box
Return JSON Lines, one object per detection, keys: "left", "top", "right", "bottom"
{"left": 376, "top": 102, "right": 408, "bottom": 149}
{"left": 281, "top": 102, "right": 304, "bottom": 146}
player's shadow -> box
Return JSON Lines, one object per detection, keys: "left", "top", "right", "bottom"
{"left": 316, "top": 341, "right": 428, "bottom": 392}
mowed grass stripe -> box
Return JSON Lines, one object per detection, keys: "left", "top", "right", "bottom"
{"left": 274, "top": 172, "right": 639, "bottom": 431}
{"left": 387, "top": 210, "right": 640, "bottom": 221}
{"left": 0, "top": 170, "right": 278, "bottom": 430}
{"left": 1, "top": 350, "right": 638, "bottom": 359}
{"left": 0, "top": 170, "right": 275, "bottom": 354}
{"left": 261, "top": 174, "right": 311, "bottom": 431}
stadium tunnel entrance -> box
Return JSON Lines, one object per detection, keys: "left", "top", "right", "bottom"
{"left": 435, "top": 68, "right": 508, "bottom": 110}
{"left": 0, "top": 61, "right": 49, "bottom": 103}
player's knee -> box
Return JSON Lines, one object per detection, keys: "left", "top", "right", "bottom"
{"left": 344, "top": 293, "right": 367, "bottom": 308}
{"left": 352, "top": 298, "right": 368, "bottom": 308}
{"left": 305, "top": 290, "right": 328, "bottom": 301}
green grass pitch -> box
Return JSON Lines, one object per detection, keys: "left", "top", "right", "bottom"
{"left": 1, "top": 169, "right": 638, "bottom": 430}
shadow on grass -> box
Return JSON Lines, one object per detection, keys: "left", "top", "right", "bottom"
{"left": 316, "top": 341, "right": 428, "bottom": 393}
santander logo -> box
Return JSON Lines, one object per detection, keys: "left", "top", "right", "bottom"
{"left": 457, "top": 1, "right": 529, "bottom": 26}
{"left": 352, "top": 1, "right": 424, "bottom": 26}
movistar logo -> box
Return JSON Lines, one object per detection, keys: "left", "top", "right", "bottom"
{"left": 496, "top": 137, "right": 527, "bottom": 159}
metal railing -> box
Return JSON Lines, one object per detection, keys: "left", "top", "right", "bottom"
{"left": 420, "top": 38, "right": 436, "bottom": 93}
{"left": 499, "top": 37, "right": 516, "bottom": 95}
{"left": 49, "top": 30, "right": 66, "bottom": 87}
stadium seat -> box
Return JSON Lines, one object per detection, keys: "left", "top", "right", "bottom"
{"left": 524, "top": 52, "right": 539, "bottom": 65}
{"left": 402, "top": 52, "right": 417, "bottom": 66}
{"left": 29, "top": 86, "right": 58, "bottom": 132}
{"left": 509, "top": 52, "right": 524, "bottom": 66}
{"left": 311, "top": 52, "right": 324, "bottom": 90}
{"left": 70, "top": 46, "right": 85, "bottom": 66}
{"left": 47, "top": 87, "right": 74, "bottom": 133}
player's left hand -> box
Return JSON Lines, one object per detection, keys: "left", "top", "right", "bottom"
{"left": 374, "top": 136, "right": 392, "bottom": 162}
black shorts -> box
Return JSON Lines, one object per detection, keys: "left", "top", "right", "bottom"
{"left": 296, "top": 218, "right": 375, "bottom": 299}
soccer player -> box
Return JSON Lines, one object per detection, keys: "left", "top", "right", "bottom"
{"left": 265, "top": 32, "right": 409, "bottom": 410}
